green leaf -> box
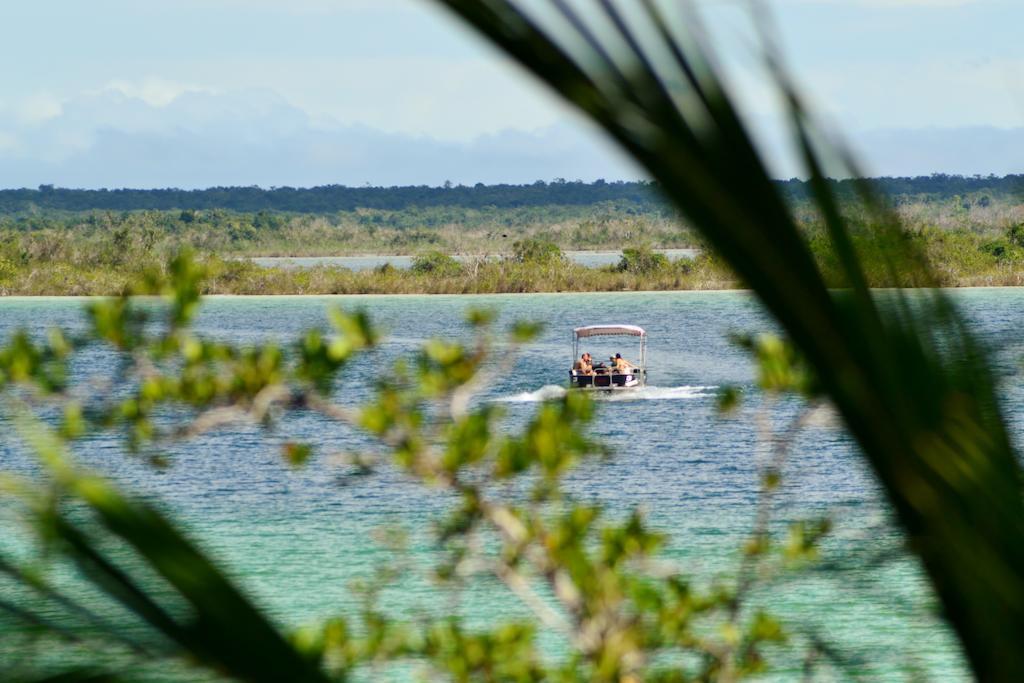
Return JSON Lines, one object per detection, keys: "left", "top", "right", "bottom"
{"left": 283, "top": 442, "right": 313, "bottom": 467}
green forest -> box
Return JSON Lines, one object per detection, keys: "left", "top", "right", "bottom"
{"left": 3, "top": 174, "right": 1023, "bottom": 214}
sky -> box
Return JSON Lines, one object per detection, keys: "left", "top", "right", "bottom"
{"left": 0, "top": 0, "right": 1022, "bottom": 188}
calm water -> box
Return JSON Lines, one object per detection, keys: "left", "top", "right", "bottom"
{"left": 4, "top": 289, "right": 1024, "bottom": 679}
{"left": 248, "top": 248, "right": 698, "bottom": 270}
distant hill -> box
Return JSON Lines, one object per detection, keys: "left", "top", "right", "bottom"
{"left": 2, "top": 175, "right": 1022, "bottom": 214}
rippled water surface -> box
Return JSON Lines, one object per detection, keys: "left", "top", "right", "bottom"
{"left": 4, "top": 289, "right": 1024, "bottom": 679}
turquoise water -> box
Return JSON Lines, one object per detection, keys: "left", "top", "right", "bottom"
{"left": 4, "top": 289, "right": 1024, "bottom": 679}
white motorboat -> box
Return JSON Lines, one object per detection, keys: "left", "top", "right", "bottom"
{"left": 569, "top": 324, "right": 647, "bottom": 390}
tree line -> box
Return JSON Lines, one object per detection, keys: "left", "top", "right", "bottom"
{"left": 3, "top": 174, "right": 1021, "bottom": 214}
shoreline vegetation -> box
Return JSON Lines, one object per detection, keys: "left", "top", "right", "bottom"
{"left": 1, "top": 177, "right": 1022, "bottom": 295}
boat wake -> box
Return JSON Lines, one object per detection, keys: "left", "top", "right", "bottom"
{"left": 495, "top": 385, "right": 716, "bottom": 403}
{"left": 497, "top": 385, "right": 568, "bottom": 403}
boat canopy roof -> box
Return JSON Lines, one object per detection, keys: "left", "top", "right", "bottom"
{"left": 573, "top": 324, "right": 646, "bottom": 339}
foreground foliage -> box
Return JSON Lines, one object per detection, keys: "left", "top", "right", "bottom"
{"left": 2, "top": 1, "right": 1023, "bottom": 680}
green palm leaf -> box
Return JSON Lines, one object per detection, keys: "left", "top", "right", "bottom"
{"left": 431, "top": 1, "right": 1024, "bottom": 679}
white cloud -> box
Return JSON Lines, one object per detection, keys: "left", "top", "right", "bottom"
{"left": 14, "top": 92, "right": 63, "bottom": 124}
{"left": 0, "top": 87, "right": 637, "bottom": 187}
{"left": 0, "top": 0, "right": 1019, "bottom": 187}
{"left": 181, "top": 54, "right": 570, "bottom": 142}
{"left": 100, "top": 78, "right": 214, "bottom": 107}
{"left": 1, "top": 83, "right": 1022, "bottom": 186}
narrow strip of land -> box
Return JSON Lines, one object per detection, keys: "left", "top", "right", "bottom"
{"left": 1, "top": 178, "right": 1021, "bottom": 295}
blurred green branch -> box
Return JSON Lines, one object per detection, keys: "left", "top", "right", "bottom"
{"left": 0, "top": 257, "right": 832, "bottom": 680}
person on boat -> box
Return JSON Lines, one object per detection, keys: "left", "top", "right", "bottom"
{"left": 573, "top": 353, "right": 594, "bottom": 375}
{"left": 614, "top": 353, "right": 635, "bottom": 373}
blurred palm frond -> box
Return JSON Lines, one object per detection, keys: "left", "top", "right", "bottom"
{"left": 3, "top": 416, "right": 328, "bottom": 683}
{"left": 431, "top": 1, "right": 1024, "bottom": 679}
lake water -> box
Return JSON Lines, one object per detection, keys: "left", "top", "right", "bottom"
{"left": 4, "top": 289, "right": 1022, "bottom": 679}
{"left": 248, "top": 248, "right": 699, "bottom": 270}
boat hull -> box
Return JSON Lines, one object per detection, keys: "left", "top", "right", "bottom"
{"left": 570, "top": 372, "right": 641, "bottom": 390}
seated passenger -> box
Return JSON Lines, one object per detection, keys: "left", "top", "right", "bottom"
{"left": 572, "top": 353, "right": 594, "bottom": 375}
{"left": 614, "top": 353, "right": 635, "bottom": 373}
